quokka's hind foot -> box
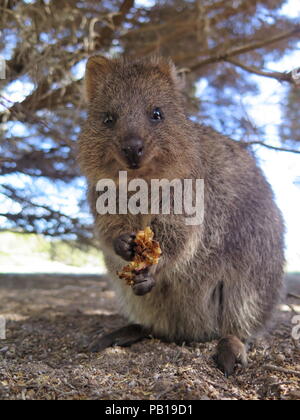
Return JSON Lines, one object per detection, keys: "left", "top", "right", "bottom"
{"left": 215, "top": 335, "right": 248, "bottom": 377}
{"left": 88, "top": 324, "right": 149, "bottom": 353}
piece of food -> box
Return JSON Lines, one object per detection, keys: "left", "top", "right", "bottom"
{"left": 117, "top": 226, "right": 162, "bottom": 285}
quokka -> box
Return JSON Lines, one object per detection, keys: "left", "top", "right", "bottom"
{"left": 78, "top": 55, "right": 285, "bottom": 376}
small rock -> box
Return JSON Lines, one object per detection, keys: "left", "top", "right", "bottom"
{"left": 275, "top": 353, "right": 285, "bottom": 364}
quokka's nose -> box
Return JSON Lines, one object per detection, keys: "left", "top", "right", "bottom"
{"left": 121, "top": 138, "right": 144, "bottom": 169}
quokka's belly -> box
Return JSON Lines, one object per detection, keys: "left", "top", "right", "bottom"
{"left": 105, "top": 251, "right": 265, "bottom": 342}
{"left": 111, "top": 271, "right": 221, "bottom": 342}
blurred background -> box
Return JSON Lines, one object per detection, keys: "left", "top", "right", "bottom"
{"left": 0, "top": 0, "right": 299, "bottom": 274}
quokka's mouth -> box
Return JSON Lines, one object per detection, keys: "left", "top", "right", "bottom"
{"left": 112, "top": 151, "right": 156, "bottom": 176}
{"left": 127, "top": 163, "right": 141, "bottom": 170}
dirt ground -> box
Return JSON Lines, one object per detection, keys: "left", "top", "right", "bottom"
{"left": 0, "top": 273, "right": 299, "bottom": 400}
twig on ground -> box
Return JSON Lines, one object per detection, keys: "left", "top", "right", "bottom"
{"left": 264, "top": 365, "right": 300, "bottom": 378}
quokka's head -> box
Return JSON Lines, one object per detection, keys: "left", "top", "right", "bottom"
{"left": 78, "top": 55, "right": 192, "bottom": 182}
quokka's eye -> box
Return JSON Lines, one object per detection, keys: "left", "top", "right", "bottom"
{"left": 103, "top": 113, "right": 116, "bottom": 127}
{"left": 150, "top": 107, "right": 164, "bottom": 122}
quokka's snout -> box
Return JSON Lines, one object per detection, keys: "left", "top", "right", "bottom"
{"left": 120, "top": 135, "right": 145, "bottom": 169}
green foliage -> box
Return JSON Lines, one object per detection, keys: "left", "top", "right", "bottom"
{"left": 0, "top": 231, "right": 103, "bottom": 271}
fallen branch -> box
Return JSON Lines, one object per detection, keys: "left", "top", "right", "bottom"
{"left": 264, "top": 365, "right": 300, "bottom": 378}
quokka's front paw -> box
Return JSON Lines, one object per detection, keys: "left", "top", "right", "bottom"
{"left": 113, "top": 232, "right": 136, "bottom": 261}
{"left": 132, "top": 269, "right": 156, "bottom": 296}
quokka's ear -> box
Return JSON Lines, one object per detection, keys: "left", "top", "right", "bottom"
{"left": 153, "top": 56, "right": 186, "bottom": 91}
{"left": 85, "top": 55, "right": 112, "bottom": 102}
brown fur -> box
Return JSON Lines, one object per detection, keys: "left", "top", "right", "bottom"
{"left": 78, "top": 55, "right": 285, "bottom": 345}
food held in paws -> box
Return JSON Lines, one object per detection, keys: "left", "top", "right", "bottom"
{"left": 117, "top": 227, "right": 162, "bottom": 285}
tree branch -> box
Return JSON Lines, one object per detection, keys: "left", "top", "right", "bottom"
{"left": 226, "top": 58, "right": 300, "bottom": 85}
{"left": 92, "top": 0, "right": 135, "bottom": 49}
{"left": 0, "top": 0, "right": 135, "bottom": 123}
{"left": 190, "top": 26, "right": 300, "bottom": 72}
{"left": 243, "top": 141, "right": 300, "bottom": 154}
{"left": 0, "top": 184, "right": 94, "bottom": 244}
{"left": 0, "top": 80, "right": 81, "bottom": 123}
